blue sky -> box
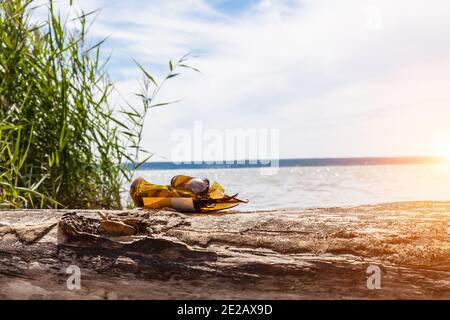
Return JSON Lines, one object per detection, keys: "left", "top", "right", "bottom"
{"left": 42, "top": 0, "right": 450, "bottom": 161}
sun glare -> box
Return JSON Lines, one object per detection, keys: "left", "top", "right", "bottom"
{"left": 432, "top": 134, "right": 450, "bottom": 160}
{"left": 441, "top": 149, "right": 450, "bottom": 160}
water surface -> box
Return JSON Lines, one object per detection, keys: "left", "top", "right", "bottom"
{"left": 132, "top": 163, "right": 450, "bottom": 211}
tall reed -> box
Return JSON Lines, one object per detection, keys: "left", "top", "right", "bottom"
{"left": 0, "top": 0, "right": 194, "bottom": 209}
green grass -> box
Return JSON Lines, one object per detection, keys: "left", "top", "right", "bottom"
{"left": 0, "top": 0, "right": 196, "bottom": 209}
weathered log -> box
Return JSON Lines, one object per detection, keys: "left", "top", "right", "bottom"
{"left": 0, "top": 202, "right": 449, "bottom": 299}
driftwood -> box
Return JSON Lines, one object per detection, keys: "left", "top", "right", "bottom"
{"left": 0, "top": 201, "right": 449, "bottom": 299}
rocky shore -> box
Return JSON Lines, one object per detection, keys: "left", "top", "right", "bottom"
{"left": 0, "top": 201, "right": 449, "bottom": 299}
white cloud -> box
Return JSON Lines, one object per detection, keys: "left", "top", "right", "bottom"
{"left": 35, "top": 0, "right": 450, "bottom": 160}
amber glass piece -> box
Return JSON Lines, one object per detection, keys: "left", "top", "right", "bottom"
{"left": 200, "top": 203, "right": 239, "bottom": 212}
{"left": 131, "top": 177, "right": 194, "bottom": 199}
{"left": 171, "top": 175, "right": 209, "bottom": 194}
{"left": 170, "top": 175, "right": 193, "bottom": 187}
{"left": 208, "top": 181, "right": 225, "bottom": 199}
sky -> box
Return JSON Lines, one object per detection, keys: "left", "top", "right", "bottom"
{"left": 38, "top": 0, "right": 450, "bottom": 161}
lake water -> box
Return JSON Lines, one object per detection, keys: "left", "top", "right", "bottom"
{"left": 132, "top": 164, "right": 450, "bottom": 211}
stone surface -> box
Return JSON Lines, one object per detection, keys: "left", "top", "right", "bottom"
{"left": 0, "top": 202, "right": 449, "bottom": 299}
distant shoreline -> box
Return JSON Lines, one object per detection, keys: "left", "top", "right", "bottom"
{"left": 131, "top": 156, "right": 449, "bottom": 170}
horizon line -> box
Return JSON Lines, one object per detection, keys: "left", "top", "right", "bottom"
{"left": 145, "top": 155, "right": 448, "bottom": 163}
{"left": 130, "top": 156, "right": 449, "bottom": 170}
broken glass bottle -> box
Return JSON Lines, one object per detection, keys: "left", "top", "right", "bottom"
{"left": 130, "top": 175, "right": 248, "bottom": 213}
